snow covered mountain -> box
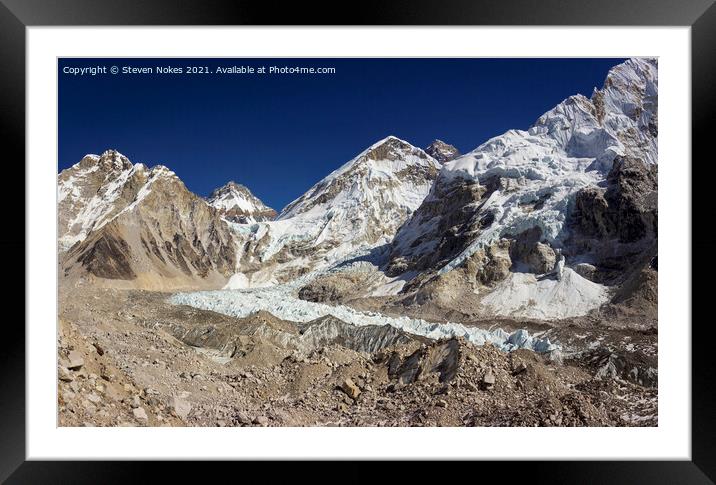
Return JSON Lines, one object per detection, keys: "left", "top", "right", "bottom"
{"left": 59, "top": 150, "right": 238, "bottom": 290}
{"left": 382, "top": 58, "right": 658, "bottom": 319}
{"left": 207, "top": 181, "right": 276, "bottom": 224}
{"left": 58, "top": 58, "right": 657, "bottom": 322}
{"left": 224, "top": 136, "right": 441, "bottom": 287}
{"left": 58, "top": 138, "right": 441, "bottom": 291}
{"left": 58, "top": 150, "right": 145, "bottom": 251}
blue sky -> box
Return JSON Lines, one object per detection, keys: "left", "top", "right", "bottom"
{"left": 58, "top": 58, "right": 626, "bottom": 211}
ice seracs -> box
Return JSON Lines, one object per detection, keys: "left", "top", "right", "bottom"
{"left": 170, "top": 283, "right": 561, "bottom": 354}
{"left": 380, "top": 58, "right": 658, "bottom": 319}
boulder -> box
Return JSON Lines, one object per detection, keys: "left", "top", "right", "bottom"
{"left": 574, "top": 263, "right": 598, "bottom": 281}
{"left": 465, "top": 240, "right": 512, "bottom": 286}
{"left": 482, "top": 370, "right": 496, "bottom": 389}
{"left": 339, "top": 378, "right": 361, "bottom": 400}
{"left": 92, "top": 342, "right": 105, "bottom": 356}
{"left": 58, "top": 366, "right": 74, "bottom": 382}
{"left": 509, "top": 227, "right": 556, "bottom": 274}
{"left": 169, "top": 396, "right": 192, "bottom": 420}
{"left": 235, "top": 411, "right": 251, "bottom": 425}
{"left": 132, "top": 407, "right": 148, "bottom": 422}
{"left": 66, "top": 350, "right": 84, "bottom": 370}
{"left": 253, "top": 415, "right": 269, "bottom": 426}
{"left": 526, "top": 242, "right": 556, "bottom": 274}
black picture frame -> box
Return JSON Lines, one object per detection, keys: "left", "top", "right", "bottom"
{"left": 2, "top": 0, "right": 714, "bottom": 482}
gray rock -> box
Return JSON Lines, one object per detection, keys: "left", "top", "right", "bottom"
{"left": 92, "top": 342, "right": 105, "bottom": 356}
{"left": 482, "top": 370, "right": 496, "bottom": 388}
{"left": 67, "top": 350, "right": 84, "bottom": 370}
{"left": 169, "top": 396, "right": 192, "bottom": 420}
{"left": 235, "top": 411, "right": 251, "bottom": 425}
{"left": 132, "top": 407, "right": 148, "bottom": 422}
{"left": 58, "top": 366, "right": 74, "bottom": 382}
{"left": 574, "top": 263, "right": 598, "bottom": 281}
{"left": 513, "top": 362, "right": 528, "bottom": 375}
{"left": 526, "top": 242, "right": 556, "bottom": 274}
{"left": 253, "top": 415, "right": 269, "bottom": 426}
{"left": 425, "top": 140, "right": 460, "bottom": 164}
{"left": 463, "top": 381, "right": 478, "bottom": 392}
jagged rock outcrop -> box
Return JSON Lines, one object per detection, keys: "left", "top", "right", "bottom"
{"left": 425, "top": 139, "right": 460, "bottom": 164}
{"left": 378, "top": 338, "right": 461, "bottom": 384}
{"left": 568, "top": 155, "right": 657, "bottom": 285}
{"left": 169, "top": 309, "right": 418, "bottom": 359}
{"left": 465, "top": 239, "right": 512, "bottom": 286}
{"left": 572, "top": 156, "right": 657, "bottom": 244}
{"left": 508, "top": 227, "right": 557, "bottom": 274}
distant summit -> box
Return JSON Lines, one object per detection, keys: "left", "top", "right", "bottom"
{"left": 425, "top": 140, "right": 460, "bottom": 164}
{"left": 207, "top": 181, "right": 276, "bottom": 224}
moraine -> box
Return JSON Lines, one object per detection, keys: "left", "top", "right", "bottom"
{"left": 169, "top": 282, "right": 562, "bottom": 354}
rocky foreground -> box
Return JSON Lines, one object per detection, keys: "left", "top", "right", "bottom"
{"left": 58, "top": 286, "right": 656, "bottom": 427}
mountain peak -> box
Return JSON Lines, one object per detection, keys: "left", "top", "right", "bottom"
{"left": 97, "top": 149, "right": 133, "bottom": 171}
{"left": 362, "top": 136, "right": 431, "bottom": 164}
{"left": 278, "top": 136, "right": 439, "bottom": 221}
{"left": 207, "top": 181, "right": 275, "bottom": 224}
{"left": 425, "top": 139, "right": 460, "bottom": 163}
{"left": 212, "top": 180, "right": 250, "bottom": 195}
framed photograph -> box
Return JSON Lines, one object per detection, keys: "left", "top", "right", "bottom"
{"left": 5, "top": 0, "right": 714, "bottom": 481}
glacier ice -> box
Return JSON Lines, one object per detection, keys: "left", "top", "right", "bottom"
{"left": 169, "top": 282, "right": 561, "bottom": 354}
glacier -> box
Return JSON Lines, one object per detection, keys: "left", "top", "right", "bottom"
{"left": 169, "top": 282, "right": 561, "bottom": 354}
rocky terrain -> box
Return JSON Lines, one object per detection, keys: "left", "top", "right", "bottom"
{"left": 57, "top": 58, "right": 658, "bottom": 427}
{"left": 58, "top": 286, "right": 656, "bottom": 427}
